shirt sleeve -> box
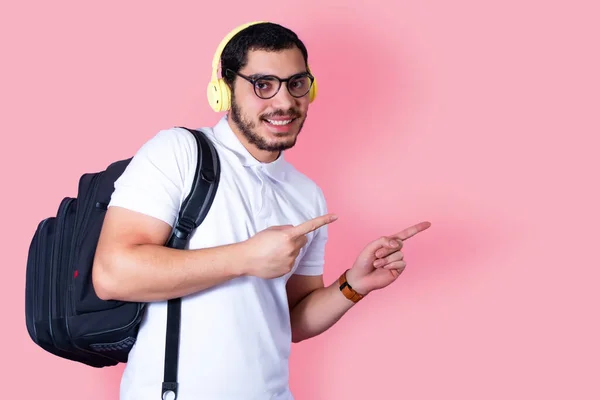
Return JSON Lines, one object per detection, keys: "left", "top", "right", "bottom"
{"left": 107, "top": 128, "right": 197, "bottom": 227}
{"left": 294, "top": 186, "right": 329, "bottom": 276}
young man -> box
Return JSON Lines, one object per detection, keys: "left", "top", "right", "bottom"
{"left": 92, "top": 22, "right": 430, "bottom": 400}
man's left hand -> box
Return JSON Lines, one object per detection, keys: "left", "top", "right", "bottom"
{"left": 346, "top": 221, "right": 431, "bottom": 296}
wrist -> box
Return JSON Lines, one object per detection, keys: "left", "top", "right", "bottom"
{"left": 228, "top": 241, "right": 253, "bottom": 278}
{"left": 338, "top": 269, "right": 366, "bottom": 304}
{"left": 345, "top": 268, "right": 369, "bottom": 296}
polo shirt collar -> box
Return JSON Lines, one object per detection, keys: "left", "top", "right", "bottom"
{"left": 212, "top": 115, "right": 288, "bottom": 180}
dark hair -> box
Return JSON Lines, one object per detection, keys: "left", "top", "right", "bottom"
{"left": 221, "top": 22, "right": 309, "bottom": 86}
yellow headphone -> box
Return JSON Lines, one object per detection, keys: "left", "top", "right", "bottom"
{"left": 206, "top": 21, "right": 318, "bottom": 112}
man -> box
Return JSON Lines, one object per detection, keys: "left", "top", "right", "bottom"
{"left": 92, "top": 21, "right": 430, "bottom": 400}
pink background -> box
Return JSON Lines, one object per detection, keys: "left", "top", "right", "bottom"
{"left": 2, "top": 0, "right": 599, "bottom": 398}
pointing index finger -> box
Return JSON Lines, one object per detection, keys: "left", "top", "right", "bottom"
{"left": 393, "top": 221, "right": 432, "bottom": 241}
{"left": 290, "top": 214, "right": 338, "bottom": 237}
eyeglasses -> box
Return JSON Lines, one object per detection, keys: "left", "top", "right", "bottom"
{"left": 225, "top": 69, "right": 314, "bottom": 99}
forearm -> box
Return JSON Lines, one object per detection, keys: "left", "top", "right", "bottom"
{"left": 290, "top": 278, "right": 357, "bottom": 343}
{"left": 93, "top": 242, "right": 247, "bottom": 302}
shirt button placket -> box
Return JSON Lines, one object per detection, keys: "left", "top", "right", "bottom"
{"left": 255, "top": 168, "right": 273, "bottom": 225}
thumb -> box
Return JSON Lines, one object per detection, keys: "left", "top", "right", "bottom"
{"left": 266, "top": 224, "right": 294, "bottom": 231}
{"left": 364, "top": 236, "right": 399, "bottom": 255}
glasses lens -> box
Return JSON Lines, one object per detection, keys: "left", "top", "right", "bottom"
{"left": 288, "top": 75, "right": 312, "bottom": 97}
{"left": 254, "top": 77, "right": 280, "bottom": 99}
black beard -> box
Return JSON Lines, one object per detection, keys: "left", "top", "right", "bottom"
{"left": 229, "top": 92, "right": 306, "bottom": 153}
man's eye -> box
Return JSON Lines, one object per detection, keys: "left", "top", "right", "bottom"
{"left": 256, "top": 80, "right": 274, "bottom": 90}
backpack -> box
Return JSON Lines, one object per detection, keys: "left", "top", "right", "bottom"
{"left": 25, "top": 127, "right": 220, "bottom": 400}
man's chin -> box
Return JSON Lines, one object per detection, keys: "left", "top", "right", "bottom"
{"left": 259, "top": 131, "right": 298, "bottom": 151}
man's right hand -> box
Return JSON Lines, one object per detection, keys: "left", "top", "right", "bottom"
{"left": 241, "top": 214, "right": 338, "bottom": 279}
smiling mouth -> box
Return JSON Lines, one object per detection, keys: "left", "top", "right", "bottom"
{"left": 264, "top": 119, "right": 294, "bottom": 126}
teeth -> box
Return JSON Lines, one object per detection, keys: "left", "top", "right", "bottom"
{"left": 266, "top": 119, "right": 292, "bottom": 126}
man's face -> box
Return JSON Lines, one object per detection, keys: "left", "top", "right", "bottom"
{"left": 228, "top": 47, "right": 311, "bottom": 157}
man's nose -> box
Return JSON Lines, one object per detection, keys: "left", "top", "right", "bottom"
{"left": 271, "top": 83, "right": 295, "bottom": 109}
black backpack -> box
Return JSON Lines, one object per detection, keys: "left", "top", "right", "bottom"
{"left": 25, "top": 127, "right": 220, "bottom": 400}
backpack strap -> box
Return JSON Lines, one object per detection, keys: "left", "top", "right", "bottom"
{"left": 161, "top": 127, "right": 221, "bottom": 400}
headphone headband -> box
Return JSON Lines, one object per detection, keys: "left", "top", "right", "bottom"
{"left": 210, "top": 21, "right": 267, "bottom": 82}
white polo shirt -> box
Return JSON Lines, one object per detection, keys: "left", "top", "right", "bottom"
{"left": 108, "top": 115, "right": 328, "bottom": 400}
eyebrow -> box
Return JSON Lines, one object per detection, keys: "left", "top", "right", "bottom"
{"left": 248, "top": 73, "right": 268, "bottom": 80}
{"left": 247, "top": 71, "right": 308, "bottom": 80}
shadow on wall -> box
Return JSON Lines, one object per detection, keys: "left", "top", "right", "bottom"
{"left": 287, "top": 17, "right": 426, "bottom": 399}
{"left": 286, "top": 14, "right": 426, "bottom": 180}
{"left": 286, "top": 16, "right": 516, "bottom": 400}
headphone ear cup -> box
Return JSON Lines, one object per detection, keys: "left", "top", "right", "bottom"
{"left": 218, "top": 79, "right": 232, "bottom": 111}
{"left": 206, "top": 79, "right": 232, "bottom": 112}
{"left": 309, "top": 77, "right": 318, "bottom": 103}
{"left": 206, "top": 79, "right": 221, "bottom": 112}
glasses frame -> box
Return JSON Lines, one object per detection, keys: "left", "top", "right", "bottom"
{"left": 225, "top": 69, "right": 314, "bottom": 100}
